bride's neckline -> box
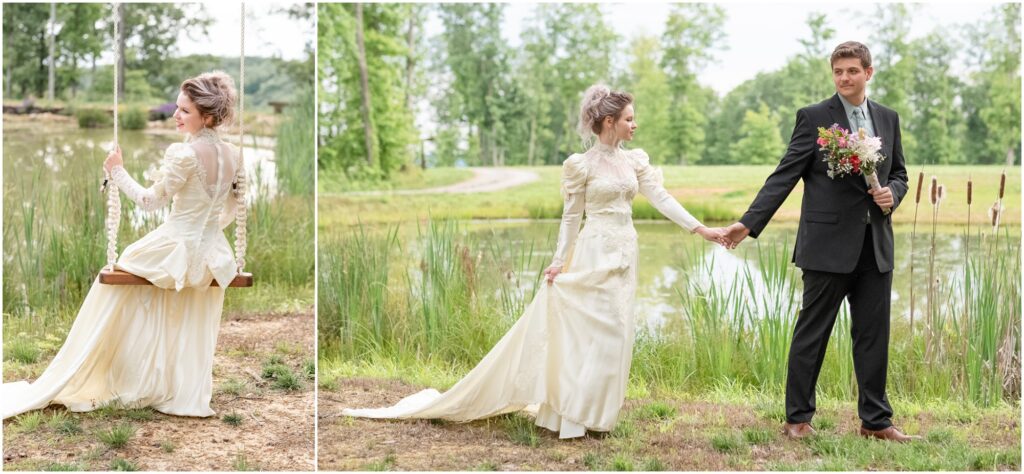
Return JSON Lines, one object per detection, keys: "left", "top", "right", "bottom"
{"left": 186, "top": 127, "right": 221, "bottom": 144}
{"left": 591, "top": 141, "right": 623, "bottom": 155}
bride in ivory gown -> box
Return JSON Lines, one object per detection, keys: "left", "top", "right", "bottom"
{"left": 1, "top": 72, "right": 245, "bottom": 419}
{"left": 341, "top": 85, "right": 731, "bottom": 438}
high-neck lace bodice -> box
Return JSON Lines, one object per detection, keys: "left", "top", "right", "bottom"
{"left": 549, "top": 146, "right": 703, "bottom": 268}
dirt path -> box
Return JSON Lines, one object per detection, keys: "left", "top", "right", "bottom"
{"left": 319, "top": 377, "right": 1020, "bottom": 471}
{"left": 346, "top": 167, "right": 540, "bottom": 196}
{"left": 3, "top": 310, "right": 315, "bottom": 472}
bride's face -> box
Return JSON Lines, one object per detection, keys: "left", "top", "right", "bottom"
{"left": 609, "top": 104, "right": 637, "bottom": 142}
{"left": 172, "top": 92, "right": 209, "bottom": 135}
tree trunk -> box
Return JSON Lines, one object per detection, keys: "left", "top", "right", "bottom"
{"left": 527, "top": 115, "right": 537, "bottom": 166}
{"left": 70, "top": 56, "right": 78, "bottom": 98}
{"left": 116, "top": 3, "right": 125, "bottom": 102}
{"left": 47, "top": 2, "right": 55, "bottom": 102}
{"left": 404, "top": 4, "right": 416, "bottom": 111}
{"left": 1007, "top": 146, "right": 1017, "bottom": 167}
{"left": 355, "top": 3, "right": 376, "bottom": 168}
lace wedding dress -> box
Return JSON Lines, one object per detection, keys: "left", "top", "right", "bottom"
{"left": 1, "top": 129, "right": 242, "bottom": 419}
{"left": 342, "top": 143, "right": 703, "bottom": 438}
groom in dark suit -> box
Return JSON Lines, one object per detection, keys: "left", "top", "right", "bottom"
{"left": 724, "top": 41, "right": 919, "bottom": 442}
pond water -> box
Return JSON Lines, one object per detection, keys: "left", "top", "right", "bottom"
{"left": 425, "top": 219, "right": 1020, "bottom": 331}
{"left": 3, "top": 122, "right": 278, "bottom": 230}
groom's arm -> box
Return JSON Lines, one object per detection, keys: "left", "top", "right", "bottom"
{"left": 887, "top": 113, "right": 909, "bottom": 210}
{"left": 738, "top": 108, "right": 817, "bottom": 238}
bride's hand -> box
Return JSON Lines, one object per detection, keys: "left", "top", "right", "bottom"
{"left": 543, "top": 265, "right": 562, "bottom": 285}
{"left": 104, "top": 146, "right": 123, "bottom": 174}
{"left": 695, "top": 226, "right": 729, "bottom": 248}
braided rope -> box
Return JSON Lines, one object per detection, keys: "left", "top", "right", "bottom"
{"left": 105, "top": 2, "right": 122, "bottom": 271}
{"left": 233, "top": 1, "right": 248, "bottom": 272}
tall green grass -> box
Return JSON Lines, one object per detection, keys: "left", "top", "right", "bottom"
{"left": 274, "top": 87, "right": 314, "bottom": 197}
{"left": 320, "top": 219, "right": 1020, "bottom": 406}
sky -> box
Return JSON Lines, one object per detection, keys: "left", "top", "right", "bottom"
{"left": 172, "top": 2, "right": 312, "bottom": 61}
{"left": 424, "top": 1, "right": 999, "bottom": 96}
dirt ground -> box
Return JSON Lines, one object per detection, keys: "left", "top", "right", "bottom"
{"left": 319, "top": 377, "right": 1020, "bottom": 471}
{"left": 3, "top": 310, "right": 315, "bottom": 471}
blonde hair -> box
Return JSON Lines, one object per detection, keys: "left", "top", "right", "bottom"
{"left": 577, "top": 84, "right": 634, "bottom": 148}
{"left": 180, "top": 71, "right": 237, "bottom": 128}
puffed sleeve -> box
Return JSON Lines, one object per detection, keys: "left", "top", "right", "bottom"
{"left": 550, "top": 154, "right": 588, "bottom": 268}
{"left": 631, "top": 149, "right": 703, "bottom": 233}
{"left": 110, "top": 143, "right": 198, "bottom": 212}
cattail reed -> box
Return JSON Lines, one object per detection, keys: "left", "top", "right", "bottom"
{"left": 909, "top": 171, "right": 924, "bottom": 335}
{"left": 994, "top": 169, "right": 1006, "bottom": 235}
{"left": 927, "top": 176, "right": 939, "bottom": 362}
{"left": 964, "top": 176, "right": 973, "bottom": 368}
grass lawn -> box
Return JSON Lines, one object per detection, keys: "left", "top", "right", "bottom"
{"left": 319, "top": 165, "right": 1020, "bottom": 229}
{"left": 319, "top": 358, "right": 1020, "bottom": 471}
{"left": 319, "top": 166, "right": 474, "bottom": 194}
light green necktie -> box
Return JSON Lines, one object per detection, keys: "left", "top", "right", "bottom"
{"left": 852, "top": 107, "right": 868, "bottom": 136}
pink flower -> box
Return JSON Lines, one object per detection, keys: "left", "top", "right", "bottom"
{"left": 817, "top": 137, "right": 829, "bottom": 147}
{"left": 837, "top": 137, "right": 847, "bottom": 148}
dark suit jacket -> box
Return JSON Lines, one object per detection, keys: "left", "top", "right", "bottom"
{"left": 739, "top": 94, "right": 909, "bottom": 274}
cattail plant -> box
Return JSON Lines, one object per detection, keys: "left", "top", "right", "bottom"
{"left": 909, "top": 171, "right": 924, "bottom": 336}
{"left": 963, "top": 175, "right": 973, "bottom": 371}
{"left": 926, "top": 176, "right": 939, "bottom": 363}
{"left": 990, "top": 169, "right": 1007, "bottom": 245}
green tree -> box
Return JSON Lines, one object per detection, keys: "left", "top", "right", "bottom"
{"left": 961, "top": 3, "right": 1021, "bottom": 165}
{"left": 869, "top": 4, "right": 914, "bottom": 119}
{"left": 622, "top": 35, "right": 674, "bottom": 164}
{"left": 729, "top": 103, "right": 786, "bottom": 165}
{"left": 318, "top": 3, "right": 415, "bottom": 178}
{"left": 436, "top": 3, "right": 515, "bottom": 166}
{"left": 660, "top": 3, "right": 726, "bottom": 164}
{"left": 904, "top": 33, "right": 962, "bottom": 164}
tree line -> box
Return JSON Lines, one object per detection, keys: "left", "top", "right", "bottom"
{"left": 319, "top": 3, "right": 1020, "bottom": 180}
{"left": 3, "top": 3, "right": 314, "bottom": 108}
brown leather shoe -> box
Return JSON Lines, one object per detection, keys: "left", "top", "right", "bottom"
{"left": 859, "top": 426, "right": 922, "bottom": 442}
{"left": 782, "top": 422, "right": 816, "bottom": 439}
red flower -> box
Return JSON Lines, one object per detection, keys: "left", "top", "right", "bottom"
{"left": 850, "top": 155, "right": 861, "bottom": 173}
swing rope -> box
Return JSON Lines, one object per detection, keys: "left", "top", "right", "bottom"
{"left": 234, "top": 1, "right": 248, "bottom": 273}
{"left": 104, "top": 2, "right": 121, "bottom": 271}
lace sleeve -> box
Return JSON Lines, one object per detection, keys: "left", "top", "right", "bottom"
{"left": 110, "top": 143, "right": 197, "bottom": 212}
{"left": 632, "top": 149, "right": 702, "bottom": 233}
{"left": 550, "top": 154, "right": 588, "bottom": 268}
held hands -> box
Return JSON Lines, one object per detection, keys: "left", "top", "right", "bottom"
{"left": 722, "top": 222, "right": 750, "bottom": 250}
{"left": 104, "top": 146, "right": 123, "bottom": 174}
{"left": 694, "top": 226, "right": 731, "bottom": 248}
{"left": 867, "top": 186, "right": 894, "bottom": 209}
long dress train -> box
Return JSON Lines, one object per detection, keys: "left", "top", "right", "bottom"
{"left": 342, "top": 144, "right": 703, "bottom": 438}
{"left": 1, "top": 129, "right": 242, "bottom": 419}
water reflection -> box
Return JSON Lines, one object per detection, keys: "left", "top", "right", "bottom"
{"left": 440, "top": 219, "right": 1020, "bottom": 332}
{"left": 5, "top": 124, "right": 279, "bottom": 230}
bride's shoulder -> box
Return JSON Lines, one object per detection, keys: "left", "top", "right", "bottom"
{"left": 624, "top": 148, "right": 652, "bottom": 169}
{"left": 560, "top": 153, "right": 589, "bottom": 193}
{"left": 161, "top": 143, "right": 199, "bottom": 169}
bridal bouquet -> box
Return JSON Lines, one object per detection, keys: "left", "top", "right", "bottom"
{"left": 817, "top": 124, "right": 891, "bottom": 214}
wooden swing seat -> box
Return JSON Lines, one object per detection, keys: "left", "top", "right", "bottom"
{"left": 99, "top": 269, "right": 254, "bottom": 287}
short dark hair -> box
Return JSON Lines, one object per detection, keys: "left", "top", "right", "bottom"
{"left": 830, "top": 41, "right": 872, "bottom": 69}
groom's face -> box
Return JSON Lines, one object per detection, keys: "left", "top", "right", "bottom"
{"left": 832, "top": 57, "right": 874, "bottom": 101}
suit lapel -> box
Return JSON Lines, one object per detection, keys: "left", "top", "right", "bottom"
{"left": 866, "top": 99, "right": 888, "bottom": 151}
{"left": 827, "top": 94, "right": 852, "bottom": 132}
